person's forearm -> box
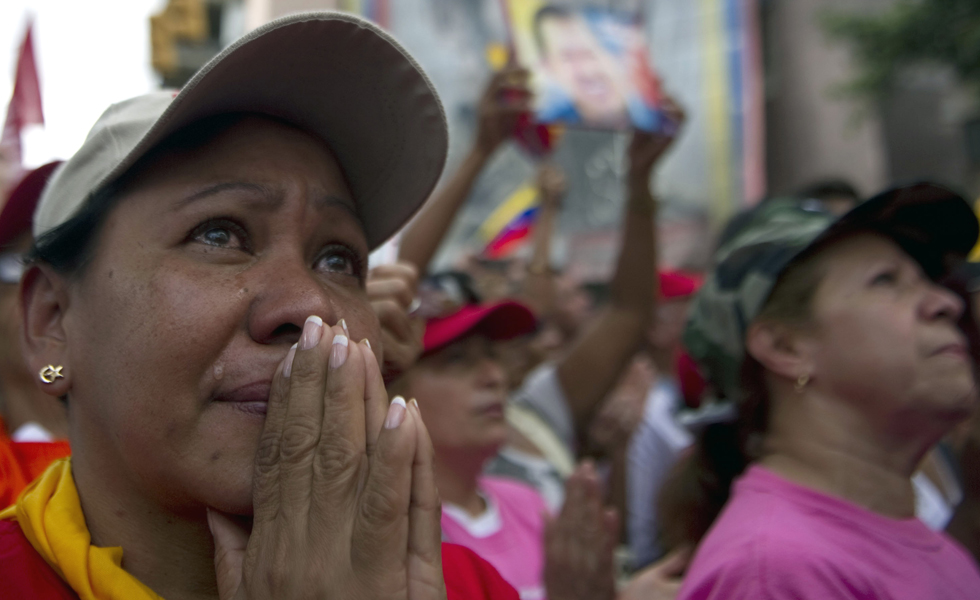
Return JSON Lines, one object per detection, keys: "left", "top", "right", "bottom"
{"left": 398, "top": 146, "right": 492, "bottom": 273}
{"left": 555, "top": 171, "right": 657, "bottom": 433}
{"left": 521, "top": 203, "right": 560, "bottom": 316}
{"left": 609, "top": 170, "right": 657, "bottom": 314}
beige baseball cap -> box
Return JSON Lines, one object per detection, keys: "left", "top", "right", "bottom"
{"left": 35, "top": 11, "right": 447, "bottom": 250}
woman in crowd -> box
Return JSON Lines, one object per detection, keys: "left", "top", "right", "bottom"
{"left": 672, "top": 188, "right": 980, "bottom": 598}
{"left": 391, "top": 300, "right": 625, "bottom": 600}
{"left": 389, "top": 300, "right": 550, "bottom": 599}
{"left": 0, "top": 13, "right": 516, "bottom": 600}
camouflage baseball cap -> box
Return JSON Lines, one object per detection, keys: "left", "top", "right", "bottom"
{"left": 684, "top": 182, "right": 978, "bottom": 404}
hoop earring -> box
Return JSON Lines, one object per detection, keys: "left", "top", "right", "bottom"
{"left": 794, "top": 373, "right": 809, "bottom": 394}
{"left": 39, "top": 365, "right": 64, "bottom": 384}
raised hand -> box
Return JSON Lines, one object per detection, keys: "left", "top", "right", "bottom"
{"left": 367, "top": 261, "right": 425, "bottom": 381}
{"left": 628, "top": 96, "right": 686, "bottom": 182}
{"left": 475, "top": 65, "right": 532, "bottom": 156}
{"left": 544, "top": 461, "right": 619, "bottom": 600}
{"left": 207, "top": 318, "right": 445, "bottom": 600}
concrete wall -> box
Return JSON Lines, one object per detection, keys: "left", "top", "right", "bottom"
{"left": 764, "top": 0, "right": 891, "bottom": 198}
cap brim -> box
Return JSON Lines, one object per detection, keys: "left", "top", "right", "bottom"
{"left": 42, "top": 12, "right": 446, "bottom": 250}
{"left": 423, "top": 301, "right": 538, "bottom": 354}
{"left": 808, "top": 182, "right": 978, "bottom": 277}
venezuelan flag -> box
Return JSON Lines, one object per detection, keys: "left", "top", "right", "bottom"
{"left": 479, "top": 183, "right": 539, "bottom": 259}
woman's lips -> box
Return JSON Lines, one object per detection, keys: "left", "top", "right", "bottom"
{"left": 934, "top": 343, "right": 968, "bottom": 359}
{"left": 213, "top": 381, "right": 271, "bottom": 416}
{"left": 475, "top": 400, "right": 505, "bottom": 419}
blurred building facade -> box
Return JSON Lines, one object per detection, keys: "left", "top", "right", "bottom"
{"left": 763, "top": 0, "right": 978, "bottom": 200}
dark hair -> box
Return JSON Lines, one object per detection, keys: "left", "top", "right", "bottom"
{"left": 533, "top": 5, "right": 576, "bottom": 55}
{"left": 796, "top": 179, "right": 860, "bottom": 203}
{"left": 28, "top": 112, "right": 268, "bottom": 277}
{"left": 658, "top": 249, "right": 828, "bottom": 550}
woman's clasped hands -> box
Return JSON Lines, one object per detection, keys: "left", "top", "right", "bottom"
{"left": 206, "top": 316, "right": 446, "bottom": 600}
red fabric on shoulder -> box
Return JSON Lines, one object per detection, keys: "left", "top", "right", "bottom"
{"left": 12, "top": 440, "right": 72, "bottom": 481}
{"left": 0, "top": 519, "right": 79, "bottom": 599}
{"left": 0, "top": 432, "right": 71, "bottom": 509}
{"left": 0, "top": 521, "right": 516, "bottom": 600}
{"left": 0, "top": 435, "right": 31, "bottom": 509}
{"left": 443, "top": 542, "right": 520, "bottom": 600}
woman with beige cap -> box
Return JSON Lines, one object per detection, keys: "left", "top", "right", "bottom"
{"left": 0, "top": 12, "right": 516, "bottom": 600}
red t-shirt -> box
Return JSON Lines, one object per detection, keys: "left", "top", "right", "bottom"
{"left": 0, "top": 519, "right": 517, "bottom": 599}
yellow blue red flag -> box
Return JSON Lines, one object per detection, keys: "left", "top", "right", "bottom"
{"left": 479, "top": 183, "right": 539, "bottom": 258}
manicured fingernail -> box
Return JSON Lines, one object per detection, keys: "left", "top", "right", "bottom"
{"left": 300, "top": 315, "right": 323, "bottom": 350}
{"left": 410, "top": 398, "right": 421, "bottom": 416}
{"left": 330, "top": 334, "right": 349, "bottom": 369}
{"left": 283, "top": 344, "right": 298, "bottom": 378}
{"left": 385, "top": 396, "right": 407, "bottom": 429}
{"left": 339, "top": 318, "right": 350, "bottom": 337}
{"left": 361, "top": 338, "right": 372, "bottom": 350}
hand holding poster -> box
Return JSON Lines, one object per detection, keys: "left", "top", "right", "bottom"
{"left": 503, "top": 1, "right": 670, "bottom": 133}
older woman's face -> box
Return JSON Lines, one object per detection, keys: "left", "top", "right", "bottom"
{"left": 806, "top": 233, "right": 976, "bottom": 432}
{"left": 62, "top": 117, "right": 379, "bottom": 514}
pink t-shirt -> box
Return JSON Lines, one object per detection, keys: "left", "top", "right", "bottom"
{"left": 441, "top": 476, "right": 548, "bottom": 600}
{"left": 678, "top": 465, "right": 980, "bottom": 600}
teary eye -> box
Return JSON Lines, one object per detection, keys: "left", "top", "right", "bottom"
{"left": 314, "top": 244, "right": 362, "bottom": 278}
{"left": 190, "top": 219, "right": 248, "bottom": 251}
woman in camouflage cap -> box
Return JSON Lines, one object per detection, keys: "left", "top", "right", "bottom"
{"left": 669, "top": 184, "right": 980, "bottom": 599}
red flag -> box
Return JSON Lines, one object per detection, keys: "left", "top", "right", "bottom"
{"left": 1, "top": 20, "right": 44, "bottom": 172}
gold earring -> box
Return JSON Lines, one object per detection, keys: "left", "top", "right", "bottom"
{"left": 39, "top": 365, "right": 64, "bottom": 384}
{"left": 794, "top": 373, "right": 810, "bottom": 394}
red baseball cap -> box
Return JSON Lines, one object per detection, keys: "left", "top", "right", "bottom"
{"left": 0, "top": 161, "right": 61, "bottom": 248}
{"left": 423, "top": 300, "right": 537, "bottom": 355}
{"left": 659, "top": 270, "right": 703, "bottom": 300}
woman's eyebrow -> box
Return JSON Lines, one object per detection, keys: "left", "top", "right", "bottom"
{"left": 172, "top": 181, "right": 282, "bottom": 211}
{"left": 172, "top": 183, "right": 357, "bottom": 217}
{"left": 313, "top": 193, "right": 358, "bottom": 218}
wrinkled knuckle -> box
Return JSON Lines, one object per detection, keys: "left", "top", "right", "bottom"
{"left": 360, "top": 480, "right": 403, "bottom": 528}
{"left": 315, "top": 437, "right": 363, "bottom": 478}
{"left": 278, "top": 424, "right": 320, "bottom": 461}
{"left": 254, "top": 432, "right": 281, "bottom": 471}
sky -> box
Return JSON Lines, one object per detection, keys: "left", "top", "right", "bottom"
{"left": 1, "top": 0, "right": 163, "bottom": 168}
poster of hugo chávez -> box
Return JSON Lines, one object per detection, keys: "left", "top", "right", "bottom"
{"left": 503, "top": 0, "right": 671, "bottom": 133}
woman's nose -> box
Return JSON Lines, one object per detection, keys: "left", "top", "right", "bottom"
{"left": 476, "top": 357, "right": 508, "bottom": 392}
{"left": 246, "top": 255, "right": 340, "bottom": 346}
{"left": 921, "top": 282, "right": 965, "bottom": 323}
